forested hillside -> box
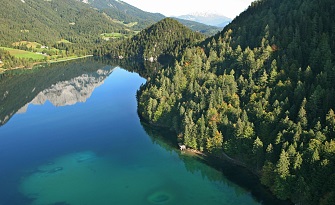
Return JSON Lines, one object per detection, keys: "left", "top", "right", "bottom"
{"left": 98, "top": 18, "right": 205, "bottom": 64}
{"left": 84, "top": 0, "right": 220, "bottom": 35}
{"left": 0, "top": 0, "right": 220, "bottom": 71}
{"left": 136, "top": 0, "right": 335, "bottom": 204}
{"left": 0, "top": 0, "right": 128, "bottom": 46}
{"left": 0, "top": 0, "right": 136, "bottom": 70}
{"left": 83, "top": 0, "right": 164, "bottom": 30}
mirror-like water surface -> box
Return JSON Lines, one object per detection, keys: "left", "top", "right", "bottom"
{"left": 0, "top": 58, "right": 283, "bottom": 205}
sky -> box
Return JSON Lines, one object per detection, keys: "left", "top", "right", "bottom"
{"left": 121, "top": 0, "right": 256, "bottom": 19}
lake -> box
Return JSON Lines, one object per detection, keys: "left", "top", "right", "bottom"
{"left": 0, "top": 58, "right": 287, "bottom": 205}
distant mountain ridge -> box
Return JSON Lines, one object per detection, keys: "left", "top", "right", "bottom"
{"left": 79, "top": 0, "right": 165, "bottom": 30}
{"left": 177, "top": 12, "right": 231, "bottom": 28}
{"left": 0, "top": 0, "right": 222, "bottom": 47}
{"left": 172, "top": 17, "right": 222, "bottom": 36}
{"left": 80, "top": 0, "right": 222, "bottom": 35}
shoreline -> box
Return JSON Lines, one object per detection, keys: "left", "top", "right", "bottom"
{"left": 140, "top": 115, "right": 254, "bottom": 173}
{"left": 0, "top": 55, "right": 93, "bottom": 74}
{"left": 46, "top": 55, "right": 93, "bottom": 64}
{"left": 140, "top": 117, "right": 293, "bottom": 205}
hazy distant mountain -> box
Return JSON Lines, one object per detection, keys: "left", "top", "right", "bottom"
{"left": 177, "top": 12, "right": 231, "bottom": 28}
{"left": 172, "top": 17, "right": 222, "bottom": 36}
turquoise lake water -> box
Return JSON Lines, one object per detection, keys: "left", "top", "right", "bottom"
{"left": 0, "top": 58, "right": 287, "bottom": 205}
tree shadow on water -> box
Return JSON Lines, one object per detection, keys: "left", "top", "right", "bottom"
{"left": 140, "top": 120, "right": 293, "bottom": 205}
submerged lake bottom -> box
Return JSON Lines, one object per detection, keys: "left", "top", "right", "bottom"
{"left": 0, "top": 59, "right": 287, "bottom": 205}
{"left": 19, "top": 149, "right": 256, "bottom": 205}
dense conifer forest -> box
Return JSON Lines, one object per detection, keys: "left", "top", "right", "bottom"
{"left": 124, "top": 0, "right": 335, "bottom": 204}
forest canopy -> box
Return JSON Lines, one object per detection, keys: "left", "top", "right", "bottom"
{"left": 133, "top": 0, "right": 335, "bottom": 204}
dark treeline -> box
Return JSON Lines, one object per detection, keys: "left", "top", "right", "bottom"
{"left": 134, "top": 0, "right": 335, "bottom": 204}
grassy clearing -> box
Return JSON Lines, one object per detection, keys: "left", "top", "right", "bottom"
{"left": 124, "top": 22, "right": 138, "bottom": 27}
{"left": 110, "top": 18, "right": 138, "bottom": 28}
{"left": 57, "top": 39, "right": 72, "bottom": 44}
{"left": 100, "top": 32, "right": 127, "bottom": 40}
{"left": 0, "top": 47, "right": 45, "bottom": 60}
{"left": 47, "top": 55, "right": 93, "bottom": 63}
{"left": 101, "top": 33, "right": 124, "bottom": 38}
{"left": 12, "top": 41, "right": 41, "bottom": 48}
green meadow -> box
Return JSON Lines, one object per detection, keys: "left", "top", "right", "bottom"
{"left": 0, "top": 47, "right": 45, "bottom": 60}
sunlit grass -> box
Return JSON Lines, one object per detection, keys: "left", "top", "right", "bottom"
{"left": 0, "top": 47, "right": 45, "bottom": 60}
{"left": 57, "top": 39, "right": 72, "bottom": 44}
{"left": 12, "top": 41, "right": 41, "bottom": 48}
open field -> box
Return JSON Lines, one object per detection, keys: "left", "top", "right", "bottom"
{"left": 57, "top": 39, "right": 72, "bottom": 44}
{"left": 101, "top": 33, "right": 124, "bottom": 38}
{"left": 47, "top": 55, "right": 93, "bottom": 63}
{"left": 0, "top": 47, "right": 45, "bottom": 60}
{"left": 12, "top": 41, "right": 41, "bottom": 48}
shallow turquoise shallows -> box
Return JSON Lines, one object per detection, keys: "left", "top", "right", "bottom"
{"left": 0, "top": 58, "right": 281, "bottom": 205}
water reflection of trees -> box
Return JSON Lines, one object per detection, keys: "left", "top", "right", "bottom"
{"left": 140, "top": 120, "right": 292, "bottom": 205}
{"left": 94, "top": 57, "right": 163, "bottom": 79}
{"left": 0, "top": 58, "right": 116, "bottom": 126}
{"left": 0, "top": 57, "right": 160, "bottom": 127}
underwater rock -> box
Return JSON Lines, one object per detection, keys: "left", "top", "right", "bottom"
{"left": 47, "top": 167, "right": 63, "bottom": 174}
{"left": 147, "top": 191, "right": 173, "bottom": 204}
{"left": 75, "top": 152, "right": 96, "bottom": 163}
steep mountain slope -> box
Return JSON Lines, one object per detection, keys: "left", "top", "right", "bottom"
{"left": 106, "top": 18, "right": 205, "bottom": 64}
{"left": 136, "top": 0, "right": 335, "bottom": 204}
{"left": 0, "top": 0, "right": 126, "bottom": 46}
{"left": 177, "top": 13, "right": 231, "bottom": 28}
{"left": 82, "top": 0, "right": 165, "bottom": 30}
{"left": 82, "top": 0, "right": 219, "bottom": 35}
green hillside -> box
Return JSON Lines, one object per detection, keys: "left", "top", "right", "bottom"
{"left": 0, "top": 0, "right": 136, "bottom": 70}
{"left": 100, "top": 18, "right": 205, "bottom": 64}
{"left": 84, "top": 0, "right": 165, "bottom": 30}
{"left": 136, "top": 0, "right": 335, "bottom": 204}
{"left": 0, "top": 0, "right": 128, "bottom": 46}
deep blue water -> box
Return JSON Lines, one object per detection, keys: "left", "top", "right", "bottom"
{"left": 0, "top": 59, "right": 284, "bottom": 205}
